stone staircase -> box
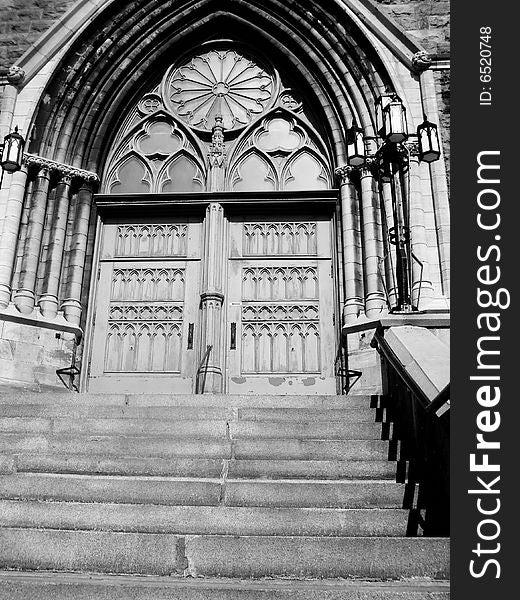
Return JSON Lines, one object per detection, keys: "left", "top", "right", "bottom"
{"left": 0, "top": 392, "right": 449, "bottom": 599}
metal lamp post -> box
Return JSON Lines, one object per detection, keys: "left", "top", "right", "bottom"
{"left": 346, "top": 98, "right": 441, "bottom": 313}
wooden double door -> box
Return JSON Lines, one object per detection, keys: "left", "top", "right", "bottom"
{"left": 87, "top": 208, "right": 337, "bottom": 394}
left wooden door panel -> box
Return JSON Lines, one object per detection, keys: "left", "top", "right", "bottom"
{"left": 88, "top": 220, "right": 201, "bottom": 393}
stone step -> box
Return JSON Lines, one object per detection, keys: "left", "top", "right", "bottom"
{"left": 0, "top": 572, "right": 451, "bottom": 600}
{"left": 2, "top": 454, "right": 398, "bottom": 480}
{"left": 0, "top": 434, "right": 391, "bottom": 460}
{"left": 0, "top": 529, "right": 450, "bottom": 579}
{"left": 0, "top": 474, "right": 405, "bottom": 508}
{"left": 0, "top": 500, "right": 409, "bottom": 536}
{"left": 0, "top": 418, "right": 383, "bottom": 440}
{"left": 184, "top": 536, "right": 450, "bottom": 580}
{"left": 0, "top": 404, "right": 377, "bottom": 422}
{"left": 0, "top": 392, "right": 374, "bottom": 409}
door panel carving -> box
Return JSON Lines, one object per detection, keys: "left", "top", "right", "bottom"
{"left": 227, "top": 216, "right": 336, "bottom": 394}
{"left": 88, "top": 220, "right": 201, "bottom": 394}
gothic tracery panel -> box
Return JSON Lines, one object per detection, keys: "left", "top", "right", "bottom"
{"left": 105, "top": 266, "right": 186, "bottom": 373}
{"left": 241, "top": 263, "right": 321, "bottom": 374}
{"left": 228, "top": 112, "right": 332, "bottom": 191}
{"left": 115, "top": 224, "right": 188, "bottom": 257}
{"left": 243, "top": 222, "right": 317, "bottom": 256}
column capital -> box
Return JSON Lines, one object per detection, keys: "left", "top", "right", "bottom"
{"left": 359, "top": 158, "right": 376, "bottom": 179}
{"left": 335, "top": 165, "right": 356, "bottom": 185}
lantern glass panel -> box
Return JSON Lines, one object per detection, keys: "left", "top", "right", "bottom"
{"left": 1, "top": 130, "right": 24, "bottom": 173}
{"left": 385, "top": 102, "right": 407, "bottom": 143}
{"left": 418, "top": 122, "right": 441, "bottom": 163}
{"left": 347, "top": 128, "right": 366, "bottom": 167}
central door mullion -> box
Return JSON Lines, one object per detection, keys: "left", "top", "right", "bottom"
{"left": 198, "top": 202, "right": 227, "bottom": 393}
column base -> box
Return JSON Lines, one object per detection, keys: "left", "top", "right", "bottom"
{"left": 197, "top": 366, "right": 223, "bottom": 394}
{"left": 38, "top": 294, "right": 59, "bottom": 319}
{"left": 13, "top": 288, "right": 35, "bottom": 315}
{"left": 61, "top": 299, "right": 82, "bottom": 325}
{"left": 0, "top": 284, "right": 12, "bottom": 309}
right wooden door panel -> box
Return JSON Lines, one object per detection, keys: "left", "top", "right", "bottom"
{"left": 226, "top": 216, "right": 336, "bottom": 395}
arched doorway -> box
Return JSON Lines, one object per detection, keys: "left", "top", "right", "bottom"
{"left": 86, "top": 46, "right": 339, "bottom": 394}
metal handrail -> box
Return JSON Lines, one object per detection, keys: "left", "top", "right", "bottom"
{"left": 372, "top": 330, "right": 449, "bottom": 536}
{"left": 56, "top": 332, "right": 83, "bottom": 392}
{"left": 195, "top": 344, "right": 213, "bottom": 394}
{"left": 334, "top": 344, "right": 362, "bottom": 395}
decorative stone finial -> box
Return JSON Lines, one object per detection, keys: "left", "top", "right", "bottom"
{"left": 411, "top": 51, "right": 432, "bottom": 73}
{"left": 7, "top": 66, "right": 26, "bottom": 87}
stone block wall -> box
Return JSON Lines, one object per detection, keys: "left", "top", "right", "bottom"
{"left": 0, "top": 319, "right": 76, "bottom": 391}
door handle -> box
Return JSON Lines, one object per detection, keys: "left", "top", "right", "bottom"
{"left": 230, "top": 322, "right": 237, "bottom": 350}
{"left": 187, "top": 323, "right": 194, "bottom": 349}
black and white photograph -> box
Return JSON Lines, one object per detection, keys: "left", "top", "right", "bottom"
{"left": 0, "top": 1, "right": 508, "bottom": 598}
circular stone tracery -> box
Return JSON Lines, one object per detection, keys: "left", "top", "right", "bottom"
{"left": 166, "top": 49, "right": 275, "bottom": 132}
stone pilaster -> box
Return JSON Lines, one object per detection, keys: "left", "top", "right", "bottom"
{"left": 359, "top": 162, "right": 386, "bottom": 318}
{"left": 378, "top": 180, "right": 398, "bottom": 309}
{"left": 14, "top": 167, "right": 50, "bottom": 314}
{"left": 39, "top": 173, "right": 72, "bottom": 318}
{"left": 61, "top": 182, "right": 93, "bottom": 325}
{"left": 336, "top": 166, "right": 364, "bottom": 324}
{"left": 199, "top": 202, "right": 226, "bottom": 393}
{"left": 407, "top": 152, "right": 435, "bottom": 307}
{"left": 0, "top": 165, "right": 28, "bottom": 307}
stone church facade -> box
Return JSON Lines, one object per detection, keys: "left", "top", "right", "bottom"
{"left": 0, "top": 1, "right": 451, "bottom": 595}
{"left": 0, "top": 0, "right": 450, "bottom": 394}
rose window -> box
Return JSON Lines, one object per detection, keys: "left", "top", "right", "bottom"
{"left": 166, "top": 49, "right": 274, "bottom": 131}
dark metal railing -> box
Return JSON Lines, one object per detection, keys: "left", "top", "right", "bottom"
{"left": 195, "top": 344, "right": 213, "bottom": 394}
{"left": 56, "top": 332, "right": 83, "bottom": 392}
{"left": 334, "top": 344, "right": 362, "bottom": 395}
{"left": 372, "top": 330, "right": 450, "bottom": 536}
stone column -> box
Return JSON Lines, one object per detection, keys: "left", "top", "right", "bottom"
{"left": 0, "top": 165, "right": 28, "bottom": 307}
{"left": 378, "top": 180, "right": 398, "bottom": 309}
{"left": 199, "top": 202, "right": 225, "bottom": 393}
{"left": 39, "top": 173, "right": 72, "bottom": 318}
{"left": 336, "top": 166, "right": 364, "bottom": 324}
{"left": 61, "top": 181, "right": 93, "bottom": 325}
{"left": 14, "top": 167, "right": 51, "bottom": 314}
{"left": 414, "top": 54, "right": 450, "bottom": 297}
{"left": 406, "top": 152, "right": 434, "bottom": 307}
{"left": 360, "top": 163, "right": 386, "bottom": 318}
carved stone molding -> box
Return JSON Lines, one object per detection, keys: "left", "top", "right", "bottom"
{"left": 404, "top": 141, "right": 421, "bottom": 157}
{"left": 335, "top": 165, "right": 356, "bottom": 185}
{"left": 7, "top": 65, "right": 25, "bottom": 87}
{"left": 412, "top": 51, "right": 432, "bottom": 73}
{"left": 24, "top": 154, "right": 99, "bottom": 184}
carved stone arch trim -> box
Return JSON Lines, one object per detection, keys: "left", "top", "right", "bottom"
{"left": 103, "top": 111, "right": 208, "bottom": 193}
{"left": 157, "top": 149, "right": 206, "bottom": 194}
{"left": 20, "top": 0, "right": 426, "bottom": 171}
{"left": 228, "top": 147, "right": 279, "bottom": 192}
{"left": 227, "top": 106, "right": 332, "bottom": 172}
{"left": 105, "top": 150, "right": 153, "bottom": 195}
{"left": 281, "top": 146, "right": 332, "bottom": 191}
